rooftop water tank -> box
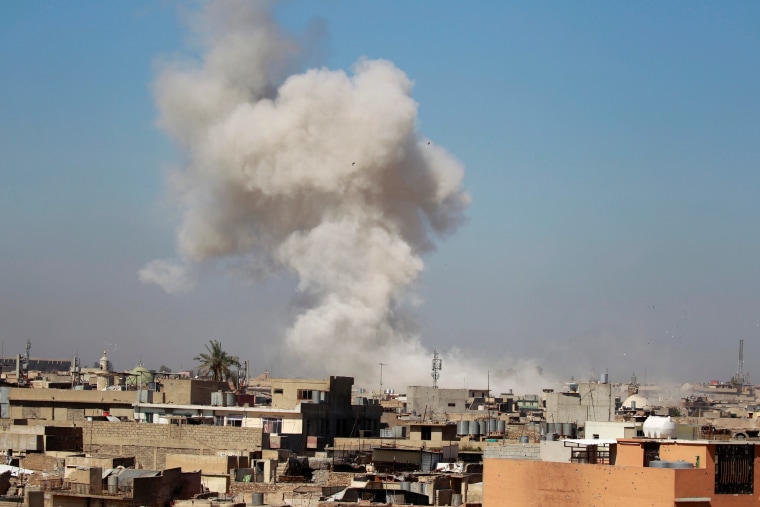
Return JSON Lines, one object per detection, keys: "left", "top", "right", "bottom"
{"left": 643, "top": 416, "right": 676, "bottom": 438}
{"left": 562, "top": 423, "right": 576, "bottom": 438}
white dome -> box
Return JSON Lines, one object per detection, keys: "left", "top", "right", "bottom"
{"left": 622, "top": 394, "right": 649, "bottom": 409}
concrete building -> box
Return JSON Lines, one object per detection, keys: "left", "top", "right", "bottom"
{"left": 0, "top": 357, "right": 71, "bottom": 375}
{"left": 406, "top": 387, "right": 490, "bottom": 416}
{"left": 484, "top": 438, "right": 760, "bottom": 506}
{"left": 39, "top": 466, "right": 201, "bottom": 507}
{"left": 3, "top": 386, "right": 137, "bottom": 421}
{"left": 134, "top": 376, "right": 381, "bottom": 450}
{"left": 165, "top": 453, "right": 251, "bottom": 494}
{"left": 407, "top": 421, "right": 458, "bottom": 444}
{"left": 544, "top": 381, "right": 615, "bottom": 432}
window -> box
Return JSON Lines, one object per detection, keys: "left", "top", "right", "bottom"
{"left": 448, "top": 403, "right": 456, "bottom": 408}
{"left": 421, "top": 426, "right": 432, "bottom": 441}
{"left": 643, "top": 442, "right": 660, "bottom": 467}
{"left": 716, "top": 445, "right": 754, "bottom": 494}
{"left": 273, "top": 389, "right": 283, "bottom": 394}
{"left": 297, "top": 390, "right": 326, "bottom": 402}
{"left": 262, "top": 417, "right": 282, "bottom": 434}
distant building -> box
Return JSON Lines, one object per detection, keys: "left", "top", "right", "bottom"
{"left": 133, "top": 376, "right": 381, "bottom": 450}
{"left": 406, "top": 387, "right": 490, "bottom": 416}
{"left": 543, "top": 381, "right": 615, "bottom": 431}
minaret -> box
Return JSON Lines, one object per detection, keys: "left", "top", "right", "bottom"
{"left": 97, "top": 350, "right": 109, "bottom": 391}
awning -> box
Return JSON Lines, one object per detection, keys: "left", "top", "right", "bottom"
{"left": 562, "top": 439, "right": 617, "bottom": 446}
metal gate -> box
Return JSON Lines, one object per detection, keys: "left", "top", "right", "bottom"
{"left": 715, "top": 444, "right": 754, "bottom": 494}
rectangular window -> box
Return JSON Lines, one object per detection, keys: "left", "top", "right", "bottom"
{"left": 273, "top": 388, "right": 283, "bottom": 394}
{"left": 297, "top": 390, "right": 327, "bottom": 402}
{"left": 262, "top": 417, "right": 283, "bottom": 434}
{"left": 421, "top": 426, "right": 432, "bottom": 441}
{"left": 716, "top": 445, "right": 754, "bottom": 494}
{"left": 448, "top": 403, "right": 456, "bottom": 408}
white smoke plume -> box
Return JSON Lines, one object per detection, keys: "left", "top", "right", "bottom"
{"left": 141, "top": 1, "right": 548, "bottom": 392}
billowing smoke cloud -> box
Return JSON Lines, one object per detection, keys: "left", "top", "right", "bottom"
{"left": 141, "top": 1, "right": 548, "bottom": 392}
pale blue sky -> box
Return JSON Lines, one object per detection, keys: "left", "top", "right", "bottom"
{"left": 1, "top": 1, "right": 759, "bottom": 389}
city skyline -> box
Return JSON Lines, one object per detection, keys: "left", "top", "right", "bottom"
{"left": 2, "top": 1, "right": 759, "bottom": 390}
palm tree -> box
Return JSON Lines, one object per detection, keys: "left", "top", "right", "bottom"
{"left": 193, "top": 340, "right": 241, "bottom": 384}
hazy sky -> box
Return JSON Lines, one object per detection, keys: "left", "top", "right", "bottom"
{"left": 1, "top": 1, "right": 759, "bottom": 393}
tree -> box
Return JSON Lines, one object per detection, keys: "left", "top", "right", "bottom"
{"left": 159, "top": 365, "right": 172, "bottom": 373}
{"left": 193, "top": 340, "right": 241, "bottom": 384}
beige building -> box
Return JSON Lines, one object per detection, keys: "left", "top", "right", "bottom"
{"left": 485, "top": 439, "right": 760, "bottom": 506}
{"left": 134, "top": 376, "right": 381, "bottom": 450}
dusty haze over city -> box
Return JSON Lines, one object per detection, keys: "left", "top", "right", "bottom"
{"left": 2, "top": 1, "right": 759, "bottom": 393}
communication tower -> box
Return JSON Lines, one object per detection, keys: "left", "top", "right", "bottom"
{"left": 734, "top": 339, "right": 745, "bottom": 393}
{"left": 431, "top": 350, "right": 442, "bottom": 389}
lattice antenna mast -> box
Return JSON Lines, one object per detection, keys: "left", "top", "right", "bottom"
{"left": 737, "top": 339, "right": 745, "bottom": 388}
{"left": 431, "top": 350, "right": 442, "bottom": 389}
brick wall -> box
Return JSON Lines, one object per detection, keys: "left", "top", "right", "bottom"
{"left": 82, "top": 422, "right": 263, "bottom": 469}
{"left": 483, "top": 443, "right": 540, "bottom": 461}
{"left": 325, "top": 472, "right": 353, "bottom": 488}
{"left": 311, "top": 470, "right": 353, "bottom": 487}
{"left": 21, "top": 453, "right": 63, "bottom": 472}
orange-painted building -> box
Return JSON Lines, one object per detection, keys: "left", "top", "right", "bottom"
{"left": 484, "top": 439, "right": 760, "bottom": 506}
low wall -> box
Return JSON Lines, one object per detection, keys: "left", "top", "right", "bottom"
{"left": 81, "top": 422, "right": 263, "bottom": 469}
{"left": 483, "top": 444, "right": 539, "bottom": 461}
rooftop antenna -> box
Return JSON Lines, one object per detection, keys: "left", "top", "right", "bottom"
{"left": 736, "top": 339, "right": 745, "bottom": 394}
{"left": 431, "top": 350, "right": 442, "bottom": 389}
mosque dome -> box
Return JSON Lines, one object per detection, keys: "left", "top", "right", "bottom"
{"left": 127, "top": 364, "right": 154, "bottom": 386}
{"left": 622, "top": 393, "right": 649, "bottom": 410}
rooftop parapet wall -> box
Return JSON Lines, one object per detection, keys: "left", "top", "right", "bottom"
{"left": 8, "top": 388, "right": 136, "bottom": 404}
{"left": 81, "top": 421, "right": 263, "bottom": 469}
{"left": 165, "top": 454, "right": 247, "bottom": 475}
{"left": 159, "top": 379, "right": 230, "bottom": 406}
{"left": 483, "top": 444, "right": 540, "bottom": 461}
{"left": 485, "top": 460, "right": 679, "bottom": 507}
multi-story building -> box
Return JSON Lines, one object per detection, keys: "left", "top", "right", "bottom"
{"left": 484, "top": 438, "right": 760, "bottom": 506}
{"left": 406, "top": 386, "right": 490, "bottom": 416}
